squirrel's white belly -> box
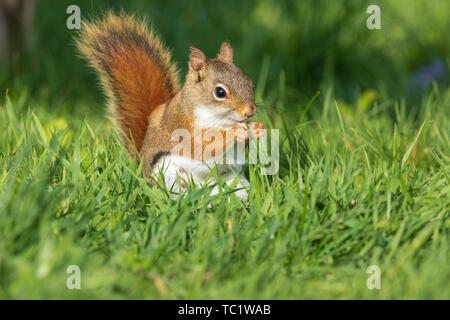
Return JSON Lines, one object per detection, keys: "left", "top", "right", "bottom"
{"left": 154, "top": 154, "right": 249, "bottom": 200}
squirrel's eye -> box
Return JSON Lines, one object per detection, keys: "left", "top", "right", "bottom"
{"left": 213, "top": 86, "right": 227, "bottom": 100}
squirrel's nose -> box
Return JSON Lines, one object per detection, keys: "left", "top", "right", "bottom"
{"left": 241, "top": 104, "right": 256, "bottom": 119}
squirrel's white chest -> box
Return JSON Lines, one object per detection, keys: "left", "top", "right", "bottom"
{"left": 194, "top": 105, "right": 239, "bottom": 129}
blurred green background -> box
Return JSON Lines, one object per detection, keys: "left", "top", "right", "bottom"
{"left": 1, "top": 0, "right": 449, "bottom": 117}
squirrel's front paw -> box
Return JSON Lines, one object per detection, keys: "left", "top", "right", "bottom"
{"left": 231, "top": 125, "right": 249, "bottom": 143}
{"left": 247, "top": 121, "right": 266, "bottom": 139}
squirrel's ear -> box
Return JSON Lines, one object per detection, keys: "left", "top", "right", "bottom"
{"left": 217, "top": 42, "right": 233, "bottom": 63}
{"left": 189, "top": 47, "right": 207, "bottom": 72}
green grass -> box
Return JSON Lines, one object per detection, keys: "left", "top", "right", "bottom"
{"left": 0, "top": 81, "right": 448, "bottom": 299}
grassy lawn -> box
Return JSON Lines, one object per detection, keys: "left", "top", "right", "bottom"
{"left": 0, "top": 82, "right": 448, "bottom": 299}
{"left": 0, "top": 0, "right": 449, "bottom": 300}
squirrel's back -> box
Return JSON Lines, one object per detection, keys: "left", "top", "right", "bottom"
{"left": 76, "top": 12, "right": 179, "bottom": 153}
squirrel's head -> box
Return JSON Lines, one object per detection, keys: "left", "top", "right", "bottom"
{"left": 185, "top": 43, "right": 256, "bottom": 129}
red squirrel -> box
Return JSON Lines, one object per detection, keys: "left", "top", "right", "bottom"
{"left": 76, "top": 12, "right": 266, "bottom": 199}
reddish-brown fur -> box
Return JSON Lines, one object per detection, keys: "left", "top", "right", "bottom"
{"left": 107, "top": 43, "right": 173, "bottom": 151}
{"left": 76, "top": 12, "right": 265, "bottom": 175}
{"left": 75, "top": 12, "right": 179, "bottom": 153}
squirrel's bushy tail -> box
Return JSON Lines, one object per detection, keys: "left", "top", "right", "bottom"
{"left": 76, "top": 12, "right": 179, "bottom": 153}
